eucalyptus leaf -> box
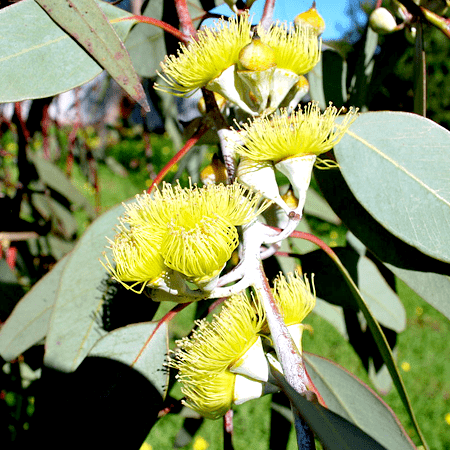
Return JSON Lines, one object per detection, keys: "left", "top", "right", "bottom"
{"left": 358, "top": 256, "right": 406, "bottom": 333}
{"left": 320, "top": 248, "right": 428, "bottom": 448}
{"left": 35, "top": 0, "right": 149, "bottom": 110}
{"left": 270, "top": 360, "right": 390, "bottom": 450}
{"left": 0, "top": 0, "right": 136, "bottom": 103}
{"left": 386, "top": 264, "right": 450, "bottom": 321}
{"left": 125, "top": 0, "right": 166, "bottom": 78}
{"left": 44, "top": 202, "right": 126, "bottom": 372}
{"left": 32, "top": 193, "right": 79, "bottom": 238}
{"left": 335, "top": 111, "right": 450, "bottom": 263}
{"left": 304, "top": 187, "right": 341, "bottom": 225}
{"left": 304, "top": 353, "right": 416, "bottom": 450}
{"left": 0, "top": 254, "right": 69, "bottom": 361}
{"left": 314, "top": 164, "right": 450, "bottom": 275}
{"left": 30, "top": 154, "right": 96, "bottom": 219}
{"left": 89, "top": 321, "right": 169, "bottom": 398}
{"left": 313, "top": 298, "right": 348, "bottom": 339}
{"left": 308, "top": 54, "right": 326, "bottom": 109}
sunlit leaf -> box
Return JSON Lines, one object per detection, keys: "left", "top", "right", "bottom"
{"left": 0, "top": 255, "right": 69, "bottom": 361}
{"left": 313, "top": 298, "right": 347, "bottom": 339}
{"left": 44, "top": 202, "right": 126, "bottom": 372}
{"left": 386, "top": 264, "right": 450, "bottom": 321}
{"left": 304, "top": 353, "right": 416, "bottom": 450}
{"left": 358, "top": 255, "right": 406, "bottom": 333}
{"left": 89, "top": 322, "right": 169, "bottom": 398}
{"left": 34, "top": 0, "right": 148, "bottom": 110}
{"left": 270, "top": 361, "right": 389, "bottom": 450}
{"left": 304, "top": 187, "right": 341, "bottom": 225}
{"left": 0, "top": 0, "right": 136, "bottom": 103}
{"left": 335, "top": 111, "right": 450, "bottom": 263}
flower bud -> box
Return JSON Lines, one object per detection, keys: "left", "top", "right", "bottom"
{"left": 238, "top": 37, "right": 276, "bottom": 71}
{"left": 200, "top": 154, "right": 228, "bottom": 185}
{"left": 197, "top": 92, "right": 227, "bottom": 115}
{"left": 281, "top": 188, "right": 299, "bottom": 210}
{"left": 294, "top": 3, "right": 326, "bottom": 36}
{"left": 369, "top": 8, "right": 398, "bottom": 34}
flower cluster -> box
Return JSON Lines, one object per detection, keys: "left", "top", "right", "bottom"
{"left": 169, "top": 270, "right": 315, "bottom": 419}
{"left": 156, "top": 12, "right": 322, "bottom": 115}
{"left": 103, "top": 182, "right": 270, "bottom": 294}
{"left": 103, "top": 3, "right": 357, "bottom": 424}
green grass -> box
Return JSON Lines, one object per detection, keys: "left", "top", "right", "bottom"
{"left": 63, "top": 131, "right": 450, "bottom": 450}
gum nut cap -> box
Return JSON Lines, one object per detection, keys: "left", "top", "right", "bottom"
{"left": 239, "top": 38, "right": 276, "bottom": 71}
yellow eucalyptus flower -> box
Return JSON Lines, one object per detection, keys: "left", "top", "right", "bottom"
{"left": 258, "top": 22, "right": 321, "bottom": 76}
{"left": 104, "top": 182, "right": 269, "bottom": 292}
{"left": 156, "top": 13, "right": 252, "bottom": 96}
{"left": 169, "top": 292, "right": 266, "bottom": 419}
{"left": 234, "top": 103, "right": 358, "bottom": 163}
{"left": 272, "top": 271, "right": 316, "bottom": 354}
{"left": 103, "top": 227, "right": 165, "bottom": 294}
{"left": 273, "top": 271, "right": 316, "bottom": 326}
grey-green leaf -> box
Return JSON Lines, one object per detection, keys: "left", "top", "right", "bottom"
{"left": 386, "top": 263, "right": 450, "bottom": 321}
{"left": 125, "top": 0, "right": 166, "bottom": 78}
{"left": 0, "top": 0, "right": 136, "bottom": 103}
{"left": 44, "top": 202, "right": 126, "bottom": 372}
{"left": 30, "top": 154, "right": 96, "bottom": 218}
{"left": 335, "top": 111, "right": 450, "bottom": 263}
{"left": 35, "top": 0, "right": 148, "bottom": 110}
{"left": 304, "top": 187, "right": 341, "bottom": 225}
{"left": 304, "top": 353, "right": 417, "bottom": 450}
{"left": 89, "top": 322, "right": 169, "bottom": 398}
{"left": 358, "top": 255, "right": 406, "bottom": 333}
{"left": 0, "top": 254, "right": 69, "bottom": 361}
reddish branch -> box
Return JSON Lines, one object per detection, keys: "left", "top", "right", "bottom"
{"left": 260, "top": 0, "right": 276, "bottom": 30}
{"left": 174, "top": 0, "right": 197, "bottom": 38}
{"left": 112, "top": 15, "right": 189, "bottom": 43}
{"left": 147, "top": 120, "right": 211, "bottom": 193}
{"left": 131, "top": 302, "right": 192, "bottom": 367}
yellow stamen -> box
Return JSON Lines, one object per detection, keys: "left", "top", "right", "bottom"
{"left": 169, "top": 292, "right": 265, "bottom": 418}
{"left": 103, "top": 181, "right": 270, "bottom": 289}
{"left": 273, "top": 271, "right": 316, "bottom": 326}
{"left": 156, "top": 13, "right": 252, "bottom": 95}
{"left": 234, "top": 103, "right": 358, "bottom": 163}
{"left": 259, "top": 22, "right": 321, "bottom": 76}
{"left": 161, "top": 216, "right": 239, "bottom": 283}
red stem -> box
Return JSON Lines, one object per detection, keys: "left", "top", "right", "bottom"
{"left": 224, "top": 409, "right": 234, "bottom": 450}
{"left": 41, "top": 103, "right": 51, "bottom": 160}
{"left": 269, "top": 226, "right": 337, "bottom": 261}
{"left": 174, "top": 0, "right": 197, "bottom": 38}
{"left": 113, "top": 15, "right": 189, "bottom": 43}
{"left": 131, "top": 302, "right": 192, "bottom": 367}
{"left": 147, "top": 121, "right": 210, "bottom": 193}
